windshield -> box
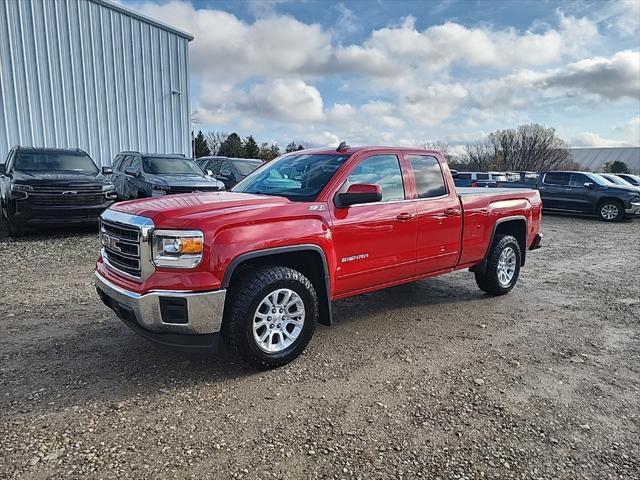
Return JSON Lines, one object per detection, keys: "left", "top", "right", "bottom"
{"left": 232, "top": 160, "right": 263, "bottom": 176}
{"left": 586, "top": 173, "right": 608, "bottom": 186}
{"left": 232, "top": 153, "right": 350, "bottom": 201}
{"left": 14, "top": 151, "right": 98, "bottom": 173}
{"left": 142, "top": 157, "right": 203, "bottom": 176}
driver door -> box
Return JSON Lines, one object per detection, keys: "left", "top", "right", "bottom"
{"left": 330, "top": 153, "right": 417, "bottom": 296}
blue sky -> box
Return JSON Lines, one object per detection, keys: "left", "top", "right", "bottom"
{"left": 126, "top": 0, "right": 640, "bottom": 153}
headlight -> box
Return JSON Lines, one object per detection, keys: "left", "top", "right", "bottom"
{"left": 11, "top": 184, "right": 33, "bottom": 192}
{"left": 152, "top": 230, "right": 204, "bottom": 268}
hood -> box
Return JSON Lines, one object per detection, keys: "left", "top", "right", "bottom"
{"left": 13, "top": 169, "right": 106, "bottom": 185}
{"left": 112, "top": 191, "right": 293, "bottom": 228}
{"left": 601, "top": 183, "right": 640, "bottom": 194}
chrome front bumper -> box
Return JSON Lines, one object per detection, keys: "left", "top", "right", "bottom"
{"left": 95, "top": 272, "right": 226, "bottom": 336}
{"left": 626, "top": 202, "right": 640, "bottom": 215}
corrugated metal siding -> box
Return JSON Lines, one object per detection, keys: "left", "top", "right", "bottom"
{"left": 0, "top": 0, "right": 191, "bottom": 167}
{"left": 568, "top": 148, "right": 640, "bottom": 174}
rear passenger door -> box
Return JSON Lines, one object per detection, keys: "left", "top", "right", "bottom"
{"left": 539, "top": 172, "right": 571, "bottom": 210}
{"left": 408, "top": 154, "right": 462, "bottom": 274}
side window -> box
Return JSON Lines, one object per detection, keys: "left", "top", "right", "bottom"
{"left": 476, "top": 173, "right": 489, "bottom": 180}
{"left": 457, "top": 173, "right": 472, "bottom": 180}
{"left": 544, "top": 172, "right": 570, "bottom": 186}
{"left": 220, "top": 160, "right": 234, "bottom": 178}
{"left": 130, "top": 156, "right": 141, "bottom": 172}
{"left": 569, "top": 173, "right": 589, "bottom": 187}
{"left": 120, "top": 156, "right": 133, "bottom": 171}
{"left": 112, "top": 155, "right": 123, "bottom": 171}
{"left": 343, "top": 154, "right": 405, "bottom": 202}
{"left": 407, "top": 155, "right": 447, "bottom": 198}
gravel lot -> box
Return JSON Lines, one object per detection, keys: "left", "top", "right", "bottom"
{"left": 1, "top": 215, "right": 639, "bottom": 479}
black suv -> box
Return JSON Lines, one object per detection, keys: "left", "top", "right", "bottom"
{"left": 110, "top": 152, "right": 224, "bottom": 200}
{"left": 0, "top": 146, "right": 116, "bottom": 236}
{"left": 195, "top": 156, "right": 263, "bottom": 190}
{"left": 538, "top": 171, "right": 640, "bottom": 221}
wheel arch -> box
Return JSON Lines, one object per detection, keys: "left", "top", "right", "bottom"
{"left": 472, "top": 216, "right": 527, "bottom": 273}
{"left": 222, "top": 245, "right": 332, "bottom": 326}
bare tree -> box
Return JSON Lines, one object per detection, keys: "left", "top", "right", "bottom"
{"left": 422, "top": 140, "right": 450, "bottom": 159}
{"left": 464, "top": 124, "right": 572, "bottom": 171}
{"left": 205, "top": 131, "right": 228, "bottom": 156}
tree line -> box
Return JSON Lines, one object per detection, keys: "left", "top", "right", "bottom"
{"left": 192, "top": 130, "right": 304, "bottom": 161}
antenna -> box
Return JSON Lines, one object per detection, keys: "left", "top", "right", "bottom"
{"left": 336, "top": 141, "right": 350, "bottom": 152}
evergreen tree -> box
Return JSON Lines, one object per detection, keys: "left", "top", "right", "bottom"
{"left": 269, "top": 144, "right": 281, "bottom": 160}
{"left": 243, "top": 135, "right": 260, "bottom": 158}
{"left": 193, "top": 130, "right": 211, "bottom": 158}
{"left": 218, "top": 132, "right": 244, "bottom": 158}
{"left": 296, "top": 144, "right": 305, "bottom": 151}
{"left": 285, "top": 141, "right": 298, "bottom": 153}
{"left": 258, "top": 143, "right": 281, "bottom": 162}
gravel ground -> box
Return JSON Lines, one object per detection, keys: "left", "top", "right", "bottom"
{"left": 0, "top": 215, "right": 639, "bottom": 480}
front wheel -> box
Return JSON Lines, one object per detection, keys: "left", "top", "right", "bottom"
{"left": 597, "top": 200, "right": 624, "bottom": 222}
{"left": 1, "top": 201, "right": 24, "bottom": 237}
{"left": 223, "top": 266, "right": 318, "bottom": 369}
{"left": 474, "top": 234, "right": 521, "bottom": 295}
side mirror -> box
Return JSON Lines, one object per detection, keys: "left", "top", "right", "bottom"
{"left": 450, "top": 169, "right": 458, "bottom": 179}
{"left": 206, "top": 169, "right": 214, "bottom": 177}
{"left": 584, "top": 182, "right": 594, "bottom": 189}
{"left": 102, "top": 166, "right": 113, "bottom": 175}
{"left": 335, "top": 183, "right": 382, "bottom": 208}
{"left": 124, "top": 167, "right": 138, "bottom": 177}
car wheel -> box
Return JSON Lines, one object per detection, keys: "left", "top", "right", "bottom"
{"left": 597, "top": 200, "right": 624, "bottom": 222}
{"left": 474, "top": 234, "right": 521, "bottom": 295}
{"left": 223, "top": 266, "right": 318, "bottom": 369}
{"left": 1, "top": 202, "right": 24, "bottom": 237}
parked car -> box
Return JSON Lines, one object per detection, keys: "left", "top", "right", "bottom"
{"left": 95, "top": 145, "right": 542, "bottom": 369}
{"left": 615, "top": 173, "right": 640, "bottom": 187}
{"left": 0, "top": 146, "right": 116, "bottom": 236}
{"left": 500, "top": 171, "right": 538, "bottom": 188}
{"left": 110, "top": 152, "right": 224, "bottom": 199}
{"left": 597, "top": 173, "right": 640, "bottom": 192}
{"left": 537, "top": 171, "right": 640, "bottom": 221}
{"left": 196, "top": 156, "right": 264, "bottom": 190}
{"left": 454, "top": 171, "right": 507, "bottom": 188}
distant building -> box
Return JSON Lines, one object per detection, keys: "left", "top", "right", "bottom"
{"left": 0, "top": 0, "right": 193, "bottom": 167}
{"left": 568, "top": 147, "right": 640, "bottom": 174}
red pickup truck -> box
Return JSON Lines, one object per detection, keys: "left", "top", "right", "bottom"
{"left": 95, "top": 146, "right": 542, "bottom": 368}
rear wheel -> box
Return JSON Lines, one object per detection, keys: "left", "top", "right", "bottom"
{"left": 597, "top": 200, "right": 624, "bottom": 222}
{"left": 475, "top": 234, "right": 521, "bottom": 295}
{"left": 223, "top": 266, "right": 318, "bottom": 369}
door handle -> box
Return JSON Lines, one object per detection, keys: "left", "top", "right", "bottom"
{"left": 444, "top": 208, "right": 460, "bottom": 216}
{"left": 396, "top": 212, "right": 415, "bottom": 221}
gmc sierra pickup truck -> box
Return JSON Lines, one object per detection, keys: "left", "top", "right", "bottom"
{"left": 95, "top": 145, "right": 542, "bottom": 369}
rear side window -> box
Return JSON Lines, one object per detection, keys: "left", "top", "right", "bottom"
{"left": 476, "top": 173, "right": 489, "bottom": 180}
{"left": 544, "top": 172, "right": 570, "bottom": 185}
{"left": 457, "top": 173, "right": 471, "bottom": 180}
{"left": 344, "top": 154, "right": 405, "bottom": 202}
{"left": 407, "top": 155, "right": 447, "bottom": 198}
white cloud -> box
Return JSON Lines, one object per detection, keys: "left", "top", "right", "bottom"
{"left": 614, "top": 116, "right": 640, "bottom": 143}
{"left": 571, "top": 132, "right": 638, "bottom": 148}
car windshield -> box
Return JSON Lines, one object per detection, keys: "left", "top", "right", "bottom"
{"left": 143, "top": 157, "right": 203, "bottom": 176}
{"left": 14, "top": 151, "right": 98, "bottom": 173}
{"left": 232, "top": 153, "right": 350, "bottom": 201}
{"left": 232, "top": 160, "right": 263, "bottom": 176}
{"left": 585, "top": 173, "right": 608, "bottom": 186}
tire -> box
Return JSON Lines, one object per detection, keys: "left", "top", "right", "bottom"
{"left": 474, "top": 234, "right": 521, "bottom": 295}
{"left": 597, "top": 199, "right": 624, "bottom": 222}
{"left": 1, "top": 201, "right": 24, "bottom": 237}
{"left": 223, "top": 266, "right": 318, "bottom": 369}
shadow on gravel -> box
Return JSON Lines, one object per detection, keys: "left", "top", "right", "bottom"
{"left": 0, "top": 224, "right": 98, "bottom": 242}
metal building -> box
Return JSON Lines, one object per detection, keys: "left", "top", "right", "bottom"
{"left": 0, "top": 0, "right": 193, "bottom": 167}
{"left": 568, "top": 147, "right": 640, "bottom": 174}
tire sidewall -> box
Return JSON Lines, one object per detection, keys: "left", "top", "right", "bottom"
{"left": 238, "top": 276, "right": 317, "bottom": 365}
{"left": 489, "top": 237, "right": 521, "bottom": 294}
{"left": 598, "top": 200, "right": 623, "bottom": 222}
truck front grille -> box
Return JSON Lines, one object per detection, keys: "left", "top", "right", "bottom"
{"left": 99, "top": 210, "right": 155, "bottom": 281}
{"left": 30, "top": 193, "right": 105, "bottom": 207}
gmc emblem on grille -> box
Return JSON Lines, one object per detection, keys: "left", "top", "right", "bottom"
{"left": 62, "top": 191, "right": 77, "bottom": 196}
{"left": 101, "top": 233, "right": 121, "bottom": 253}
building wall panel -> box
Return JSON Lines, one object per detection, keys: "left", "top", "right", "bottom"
{"left": 0, "top": 0, "right": 191, "bottom": 166}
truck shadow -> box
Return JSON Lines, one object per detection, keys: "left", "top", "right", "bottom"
{"left": 1, "top": 275, "right": 485, "bottom": 416}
